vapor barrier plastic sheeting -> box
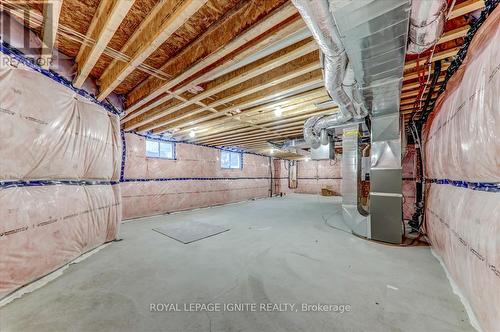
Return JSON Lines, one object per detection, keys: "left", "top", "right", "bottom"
{"left": 423, "top": 8, "right": 500, "bottom": 332}
{"left": 123, "top": 133, "right": 270, "bottom": 179}
{"left": 423, "top": 9, "right": 500, "bottom": 182}
{"left": 120, "top": 132, "right": 272, "bottom": 219}
{"left": 121, "top": 180, "right": 270, "bottom": 220}
{"left": 0, "top": 66, "right": 121, "bottom": 182}
{"left": 0, "top": 59, "right": 122, "bottom": 300}
{"left": 425, "top": 184, "right": 499, "bottom": 332}
{"left": 0, "top": 184, "right": 121, "bottom": 299}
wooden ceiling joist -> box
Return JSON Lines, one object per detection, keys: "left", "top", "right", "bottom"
{"left": 448, "top": 0, "right": 485, "bottom": 20}
{"left": 162, "top": 74, "right": 324, "bottom": 134}
{"left": 209, "top": 129, "right": 304, "bottom": 147}
{"left": 135, "top": 61, "right": 321, "bottom": 132}
{"left": 182, "top": 106, "right": 336, "bottom": 144}
{"left": 73, "top": 0, "right": 135, "bottom": 88}
{"left": 189, "top": 104, "right": 328, "bottom": 141}
{"left": 173, "top": 89, "right": 329, "bottom": 136}
{"left": 123, "top": 19, "right": 307, "bottom": 123}
{"left": 123, "top": 40, "right": 320, "bottom": 131}
{"left": 404, "top": 47, "right": 460, "bottom": 71}
{"left": 202, "top": 126, "right": 305, "bottom": 145}
{"left": 438, "top": 25, "right": 470, "bottom": 45}
{"left": 40, "top": 0, "right": 63, "bottom": 70}
{"left": 124, "top": 1, "right": 299, "bottom": 112}
{"left": 402, "top": 76, "right": 445, "bottom": 91}
{"left": 96, "top": 0, "right": 208, "bottom": 101}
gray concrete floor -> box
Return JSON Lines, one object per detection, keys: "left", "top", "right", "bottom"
{"left": 0, "top": 194, "right": 473, "bottom": 332}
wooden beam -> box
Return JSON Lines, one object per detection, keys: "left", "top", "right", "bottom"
{"left": 401, "top": 93, "right": 436, "bottom": 104}
{"left": 40, "top": 0, "right": 63, "bottom": 70}
{"left": 191, "top": 102, "right": 328, "bottom": 141}
{"left": 73, "top": 0, "right": 134, "bottom": 88}
{"left": 438, "top": 25, "right": 470, "bottom": 45}
{"left": 404, "top": 47, "right": 460, "bottom": 71}
{"left": 202, "top": 126, "right": 305, "bottom": 145}
{"left": 171, "top": 89, "right": 328, "bottom": 136}
{"left": 124, "top": 41, "right": 320, "bottom": 131}
{"left": 124, "top": 2, "right": 300, "bottom": 111}
{"left": 403, "top": 63, "right": 449, "bottom": 81}
{"left": 448, "top": 0, "right": 485, "bottom": 20}
{"left": 161, "top": 75, "right": 324, "bottom": 134}
{"left": 127, "top": 59, "right": 320, "bottom": 132}
{"left": 122, "top": 21, "right": 309, "bottom": 123}
{"left": 199, "top": 120, "right": 309, "bottom": 143}
{"left": 97, "top": 0, "right": 208, "bottom": 100}
{"left": 201, "top": 126, "right": 306, "bottom": 145}
{"left": 402, "top": 76, "right": 444, "bottom": 92}
{"left": 194, "top": 102, "right": 332, "bottom": 139}
{"left": 123, "top": 17, "right": 307, "bottom": 121}
{"left": 205, "top": 130, "right": 304, "bottom": 146}
{"left": 182, "top": 107, "right": 335, "bottom": 144}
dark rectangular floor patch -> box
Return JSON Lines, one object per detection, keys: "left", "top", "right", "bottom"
{"left": 153, "top": 221, "right": 230, "bottom": 244}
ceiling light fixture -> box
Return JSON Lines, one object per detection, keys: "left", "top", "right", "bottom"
{"left": 189, "top": 131, "right": 196, "bottom": 138}
{"left": 274, "top": 107, "right": 283, "bottom": 117}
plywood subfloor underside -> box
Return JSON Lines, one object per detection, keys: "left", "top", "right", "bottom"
{"left": 0, "top": 195, "right": 472, "bottom": 332}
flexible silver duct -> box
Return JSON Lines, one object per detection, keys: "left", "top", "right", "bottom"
{"left": 303, "top": 116, "right": 322, "bottom": 149}
{"left": 342, "top": 61, "right": 368, "bottom": 119}
{"left": 293, "top": 0, "right": 368, "bottom": 147}
{"left": 407, "top": 0, "right": 447, "bottom": 54}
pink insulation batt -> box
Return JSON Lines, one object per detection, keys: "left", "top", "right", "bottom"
{"left": 121, "top": 133, "right": 272, "bottom": 219}
{"left": 422, "top": 8, "right": 500, "bottom": 332}
{"left": 0, "top": 65, "right": 122, "bottom": 299}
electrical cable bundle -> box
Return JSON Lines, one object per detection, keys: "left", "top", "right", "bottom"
{"left": 407, "top": 0, "right": 499, "bottom": 233}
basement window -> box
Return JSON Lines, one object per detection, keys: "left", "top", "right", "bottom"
{"left": 221, "top": 150, "right": 242, "bottom": 169}
{"left": 145, "top": 139, "right": 175, "bottom": 159}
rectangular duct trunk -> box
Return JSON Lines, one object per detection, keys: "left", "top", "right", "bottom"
{"left": 369, "top": 113, "right": 403, "bottom": 243}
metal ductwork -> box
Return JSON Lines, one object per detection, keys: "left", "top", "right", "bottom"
{"left": 341, "top": 124, "right": 369, "bottom": 237}
{"left": 295, "top": 0, "right": 411, "bottom": 244}
{"left": 293, "top": 0, "right": 368, "bottom": 148}
{"left": 407, "top": 0, "right": 447, "bottom": 54}
{"left": 267, "top": 139, "right": 310, "bottom": 157}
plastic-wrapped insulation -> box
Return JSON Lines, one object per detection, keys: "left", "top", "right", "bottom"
{"left": 407, "top": 0, "right": 447, "bottom": 54}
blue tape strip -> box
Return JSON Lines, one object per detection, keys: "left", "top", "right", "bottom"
{"left": 121, "top": 177, "right": 341, "bottom": 182}
{"left": 122, "top": 177, "right": 274, "bottom": 182}
{"left": 296, "top": 177, "right": 342, "bottom": 180}
{"left": 0, "top": 41, "right": 122, "bottom": 116}
{"left": 120, "top": 130, "right": 126, "bottom": 182}
{"left": 0, "top": 180, "right": 120, "bottom": 189}
{"left": 428, "top": 179, "right": 500, "bottom": 192}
